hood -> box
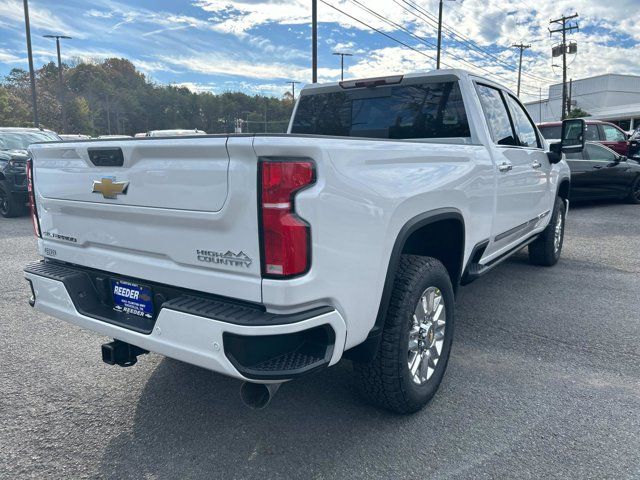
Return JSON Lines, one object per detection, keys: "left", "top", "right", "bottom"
{"left": 0, "top": 149, "right": 29, "bottom": 161}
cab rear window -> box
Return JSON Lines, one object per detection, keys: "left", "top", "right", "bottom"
{"left": 291, "top": 81, "right": 471, "bottom": 140}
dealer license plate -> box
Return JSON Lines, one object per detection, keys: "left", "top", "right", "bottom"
{"left": 111, "top": 279, "right": 154, "bottom": 319}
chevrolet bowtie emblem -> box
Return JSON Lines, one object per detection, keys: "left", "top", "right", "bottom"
{"left": 92, "top": 177, "right": 129, "bottom": 199}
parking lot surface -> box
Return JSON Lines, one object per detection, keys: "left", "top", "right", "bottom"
{"left": 1, "top": 202, "right": 639, "bottom": 479}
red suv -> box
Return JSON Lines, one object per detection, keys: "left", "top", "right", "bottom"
{"left": 538, "top": 120, "right": 629, "bottom": 156}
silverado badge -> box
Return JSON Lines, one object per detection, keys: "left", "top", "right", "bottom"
{"left": 92, "top": 177, "right": 129, "bottom": 199}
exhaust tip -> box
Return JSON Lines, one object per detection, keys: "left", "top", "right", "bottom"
{"left": 240, "top": 382, "right": 281, "bottom": 409}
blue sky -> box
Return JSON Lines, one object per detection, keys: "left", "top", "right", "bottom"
{"left": 1, "top": 0, "right": 639, "bottom": 101}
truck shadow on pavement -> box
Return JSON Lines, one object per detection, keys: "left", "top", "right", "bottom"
{"left": 95, "top": 245, "right": 637, "bottom": 479}
{"left": 98, "top": 357, "right": 412, "bottom": 479}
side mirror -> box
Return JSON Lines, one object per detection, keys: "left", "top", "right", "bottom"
{"left": 548, "top": 118, "right": 586, "bottom": 164}
{"left": 619, "top": 155, "right": 627, "bottom": 162}
{"left": 560, "top": 118, "right": 586, "bottom": 154}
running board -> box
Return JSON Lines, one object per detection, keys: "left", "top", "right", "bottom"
{"left": 461, "top": 234, "right": 539, "bottom": 285}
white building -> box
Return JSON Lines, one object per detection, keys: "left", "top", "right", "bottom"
{"left": 525, "top": 73, "right": 640, "bottom": 131}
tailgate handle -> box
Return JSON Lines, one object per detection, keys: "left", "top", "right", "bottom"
{"left": 88, "top": 147, "right": 124, "bottom": 167}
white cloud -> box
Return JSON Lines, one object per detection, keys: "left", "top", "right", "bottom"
{"left": 0, "top": 49, "right": 23, "bottom": 64}
{"left": 159, "top": 52, "right": 339, "bottom": 82}
{"left": 85, "top": 9, "right": 114, "bottom": 19}
{"left": 0, "top": 0, "right": 85, "bottom": 38}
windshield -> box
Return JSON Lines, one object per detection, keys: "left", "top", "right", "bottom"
{"left": 291, "top": 81, "right": 470, "bottom": 140}
{"left": 0, "top": 131, "right": 59, "bottom": 150}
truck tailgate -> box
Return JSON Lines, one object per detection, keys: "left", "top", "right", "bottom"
{"left": 29, "top": 136, "right": 262, "bottom": 302}
{"left": 34, "top": 138, "right": 229, "bottom": 211}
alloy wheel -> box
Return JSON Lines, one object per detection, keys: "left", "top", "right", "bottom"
{"left": 0, "top": 191, "right": 8, "bottom": 216}
{"left": 553, "top": 211, "right": 563, "bottom": 255}
{"left": 408, "top": 286, "right": 446, "bottom": 385}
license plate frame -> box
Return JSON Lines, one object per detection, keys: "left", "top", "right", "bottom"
{"left": 111, "top": 279, "right": 154, "bottom": 319}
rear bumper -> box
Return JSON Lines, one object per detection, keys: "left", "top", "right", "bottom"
{"left": 25, "top": 261, "right": 346, "bottom": 382}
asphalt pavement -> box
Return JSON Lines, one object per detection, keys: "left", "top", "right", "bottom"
{"left": 1, "top": 201, "right": 639, "bottom": 479}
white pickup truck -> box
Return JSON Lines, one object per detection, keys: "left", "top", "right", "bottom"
{"left": 24, "top": 70, "right": 585, "bottom": 413}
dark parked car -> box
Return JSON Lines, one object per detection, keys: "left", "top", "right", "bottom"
{"left": 538, "top": 120, "right": 629, "bottom": 156}
{"left": 628, "top": 127, "right": 640, "bottom": 160}
{"left": 565, "top": 142, "right": 640, "bottom": 203}
{"left": 0, "top": 128, "right": 60, "bottom": 217}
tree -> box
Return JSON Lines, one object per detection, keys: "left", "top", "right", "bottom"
{"left": 1, "top": 58, "right": 294, "bottom": 136}
{"left": 567, "top": 107, "right": 590, "bottom": 119}
{"left": 0, "top": 86, "right": 30, "bottom": 126}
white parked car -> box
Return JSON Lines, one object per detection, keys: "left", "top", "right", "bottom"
{"left": 145, "top": 129, "right": 206, "bottom": 137}
{"left": 24, "top": 70, "right": 583, "bottom": 412}
{"left": 59, "top": 134, "right": 92, "bottom": 141}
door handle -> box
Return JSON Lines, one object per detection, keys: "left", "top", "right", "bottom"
{"left": 593, "top": 165, "right": 603, "bottom": 169}
{"left": 531, "top": 160, "right": 542, "bottom": 169}
{"left": 498, "top": 162, "right": 513, "bottom": 173}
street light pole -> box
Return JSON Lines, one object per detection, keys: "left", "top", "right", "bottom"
{"left": 43, "top": 34, "right": 72, "bottom": 133}
{"left": 332, "top": 52, "right": 353, "bottom": 81}
{"left": 22, "top": 0, "right": 39, "bottom": 127}
{"left": 285, "top": 81, "right": 300, "bottom": 100}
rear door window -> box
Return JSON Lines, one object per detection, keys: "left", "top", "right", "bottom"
{"left": 475, "top": 84, "right": 517, "bottom": 146}
{"left": 586, "top": 143, "right": 617, "bottom": 162}
{"left": 291, "top": 81, "right": 471, "bottom": 140}
{"left": 601, "top": 124, "right": 626, "bottom": 142}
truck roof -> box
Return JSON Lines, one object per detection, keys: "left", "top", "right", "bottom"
{"left": 299, "top": 68, "right": 514, "bottom": 97}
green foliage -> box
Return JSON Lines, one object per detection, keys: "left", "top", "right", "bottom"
{"left": 0, "top": 86, "right": 30, "bottom": 126}
{"left": 567, "top": 107, "right": 590, "bottom": 119}
{"left": 0, "top": 58, "right": 294, "bottom": 136}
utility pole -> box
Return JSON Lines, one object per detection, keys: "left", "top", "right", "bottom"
{"left": 23, "top": 0, "right": 39, "bottom": 127}
{"left": 568, "top": 78, "right": 573, "bottom": 117}
{"left": 549, "top": 13, "right": 579, "bottom": 119}
{"left": 539, "top": 87, "right": 542, "bottom": 123}
{"left": 332, "top": 52, "right": 353, "bottom": 81}
{"left": 242, "top": 111, "right": 251, "bottom": 133}
{"left": 264, "top": 98, "right": 268, "bottom": 133}
{"left": 511, "top": 43, "right": 531, "bottom": 97}
{"left": 435, "top": 0, "right": 455, "bottom": 69}
{"left": 436, "top": 0, "right": 444, "bottom": 69}
{"left": 105, "top": 94, "right": 111, "bottom": 134}
{"left": 43, "top": 34, "right": 72, "bottom": 133}
{"left": 312, "top": 0, "right": 318, "bottom": 83}
{"left": 285, "top": 81, "right": 300, "bottom": 100}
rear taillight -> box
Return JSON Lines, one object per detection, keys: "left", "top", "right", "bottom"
{"left": 259, "top": 159, "right": 315, "bottom": 278}
{"left": 26, "top": 159, "right": 41, "bottom": 238}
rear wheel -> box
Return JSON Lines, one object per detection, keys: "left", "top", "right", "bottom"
{"left": 626, "top": 176, "right": 640, "bottom": 204}
{"left": 0, "top": 188, "right": 23, "bottom": 218}
{"left": 528, "top": 196, "right": 565, "bottom": 266}
{"left": 354, "top": 255, "right": 455, "bottom": 414}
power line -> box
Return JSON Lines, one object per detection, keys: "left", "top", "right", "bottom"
{"left": 346, "top": 0, "right": 540, "bottom": 95}
{"left": 396, "top": 0, "right": 552, "bottom": 85}
{"left": 319, "top": 0, "right": 445, "bottom": 66}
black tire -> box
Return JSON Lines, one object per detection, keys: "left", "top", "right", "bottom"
{"left": 528, "top": 197, "right": 565, "bottom": 266}
{"left": 0, "top": 188, "right": 23, "bottom": 218}
{"left": 354, "top": 255, "right": 455, "bottom": 414}
{"left": 626, "top": 176, "right": 640, "bottom": 204}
